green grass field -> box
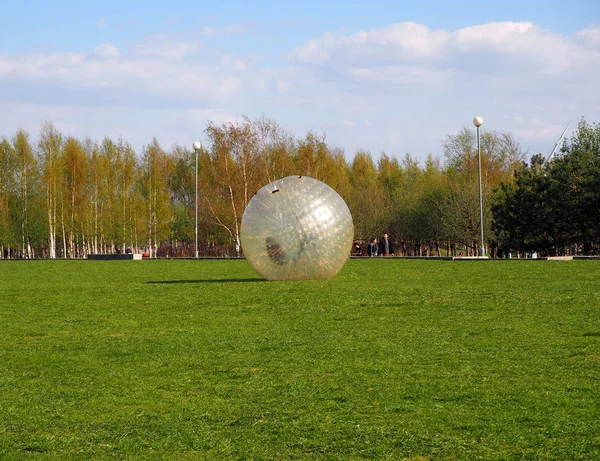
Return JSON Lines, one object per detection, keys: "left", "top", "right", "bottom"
{"left": 0, "top": 259, "right": 598, "bottom": 460}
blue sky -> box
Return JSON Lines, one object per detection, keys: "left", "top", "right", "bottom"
{"left": 1, "top": 0, "right": 599, "bottom": 162}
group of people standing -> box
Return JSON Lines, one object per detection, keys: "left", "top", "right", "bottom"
{"left": 352, "top": 233, "right": 394, "bottom": 257}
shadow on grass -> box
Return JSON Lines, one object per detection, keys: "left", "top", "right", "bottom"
{"left": 146, "top": 278, "right": 265, "bottom": 284}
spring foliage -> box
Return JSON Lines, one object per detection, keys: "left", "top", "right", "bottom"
{"left": 0, "top": 116, "right": 534, "bottom": 258}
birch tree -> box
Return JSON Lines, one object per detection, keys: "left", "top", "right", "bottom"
{"left": 12, "top": 131, "right": 45, "bottom": 258}
{"left": 116, "top": 139, "right": 138, "bottom": 253}
{"left": 62, "top": 137, "right": 89, "bottom": 257}
{"left": 253, "top": 115, "right": 294, "bottom": 182}
{"left": 169, "top": 144, "right": 195, "bottom": 246}
{"left": 0, "top": 138, "right": 16, "bottom": 256}
{"left": 140, "top": 138, "right": 172, "bottom": 257}
{"left": 39, "top": 122, "right": 63, "bottom": 258}
{"left": 86, "top": 139, "right": 102, "bottom": 254}
{"left": 204, "top": 121, "right": 261, "bottom": 256}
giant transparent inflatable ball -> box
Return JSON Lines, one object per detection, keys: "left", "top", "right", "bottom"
{"left": 240, "top": 176, "right": 354, "bottom": 280}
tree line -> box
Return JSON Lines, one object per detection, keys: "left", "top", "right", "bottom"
{"left": 5, "top": 115, "right": 590, "bottom": 260}
{"left": 493, "top": 119, "right": 600, "bottom": 257}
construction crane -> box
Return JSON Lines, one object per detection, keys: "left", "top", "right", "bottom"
{"left": 543, "top": 122, "right": 571, "bottom": 164}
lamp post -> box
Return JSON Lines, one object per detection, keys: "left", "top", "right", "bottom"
{"left": 473, "top": 116, "right": 485, "bottom": 257}
{"left": 192, "top": 141, "right": 201, "bottom": 259}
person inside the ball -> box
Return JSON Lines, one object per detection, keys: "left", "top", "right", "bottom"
{"left": 265, "top": 236, "right": 286, "bottom": 264}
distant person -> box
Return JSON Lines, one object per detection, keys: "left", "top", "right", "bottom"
{"left": 368, "top": 238, "right": 378, "bottom": 257}
{"left": 352, "top": 242, "right": 363, "bottom": 256}
{"left": 379, "top": 233, "right": 393, "bottom": 256}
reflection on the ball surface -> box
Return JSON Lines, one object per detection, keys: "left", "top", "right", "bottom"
{"left": 240, "top": 176, "right": 354, "bottom": 280}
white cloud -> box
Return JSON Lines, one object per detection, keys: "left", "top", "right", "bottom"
{"left": 342, "top": 120, "right": 354, "bottom": 127}
{"left": 293, "top": 22, "right": 451, "bottom": 65}
{"left": 575, "top": 26, "right": 600, "bottom": 49}
{"left": 453, "top": 21, "right": 535, "bottom": 50}
{"left": 0, "top": 36, "right": 245, "bottom": 104}
{"left": 352, "top": 22, "right": 451, "bottom": 58}
{"left": 454, "top": 22, "right": 593, "bottom": 74}
{"left": 293, "top": 21, "right": 600, "bottom": 81}
{"left": 292, "top": 34, "right": 334, "bottom": 65}
{"left": 0, "top": 52, "right": 87, "bottom": 80}
{"left": 94, "top": 44, "right": 120, "bottom": 60}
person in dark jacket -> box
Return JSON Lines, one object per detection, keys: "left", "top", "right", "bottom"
{"left": 368, "top": 238, "right": 378, "bottom": 257}
{"left": 379, "top": 233, "right": 393, "bottom": 256}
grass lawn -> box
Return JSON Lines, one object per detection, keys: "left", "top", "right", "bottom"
{"left": 0, "top": 259, "right": 598, "bottom": 460}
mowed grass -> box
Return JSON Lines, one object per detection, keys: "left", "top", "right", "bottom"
{"left": 0, "top": 259, "right": 599, "bottom": 460}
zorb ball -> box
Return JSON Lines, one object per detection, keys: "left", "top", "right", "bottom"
{"left": 240, "top": 176, "right": 354, "bottom": 280}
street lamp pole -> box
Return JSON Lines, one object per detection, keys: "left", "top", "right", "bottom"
{"left": 473, "top": 116, "right": 485, "bottom": 257}
{"left": 192, "top": 141, "right": 201, "bottom": 259}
